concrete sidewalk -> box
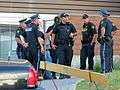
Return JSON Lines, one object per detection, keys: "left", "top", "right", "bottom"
{"left": 38, "top": 78, "right": 81, "bottom": 90}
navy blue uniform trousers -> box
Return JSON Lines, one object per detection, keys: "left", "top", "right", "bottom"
{"left": 56, "top": 44, "right": 73, "bottom": 67}
{"left": 80, "top": 43, "right": 95, "bottom": 70}
{"left": 23, "top": 46, "right": 40, "bottom": 71}
{"left": 100, "top": 41, "right": 113, "bottom": 73}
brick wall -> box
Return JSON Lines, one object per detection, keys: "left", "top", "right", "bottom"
{"left": 70, "top": 15, "right": 120, "bottom": 55}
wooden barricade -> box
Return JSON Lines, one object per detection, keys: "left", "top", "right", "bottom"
{"left": 40, "top": 61, "right": 107, "bottom": 86}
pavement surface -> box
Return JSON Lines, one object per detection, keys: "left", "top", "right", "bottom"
{"left": 35, "top": 78, "right": 81, "bottom": 90}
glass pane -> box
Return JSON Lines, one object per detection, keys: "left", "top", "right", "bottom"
{"left": 0, "top": 24, "right": 17, "bottom": 59}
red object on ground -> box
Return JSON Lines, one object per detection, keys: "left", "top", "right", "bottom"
{"left": 27, "top": 67, "right": 38, "bottom": 88}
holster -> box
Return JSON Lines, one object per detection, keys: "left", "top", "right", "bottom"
{"left": 97, "top": 37, "right": 104, "bottom": 44}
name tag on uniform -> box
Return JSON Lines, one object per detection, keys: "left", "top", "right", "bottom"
{"left": 25, "top": 28, "right": 32, "bottom": 32}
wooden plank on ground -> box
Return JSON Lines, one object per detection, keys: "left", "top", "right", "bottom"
{"left": 40, "top": 61, "right": 107, "bottom": 86}
{"left": 90, "top": 71, "right": 107, "bottom": 85}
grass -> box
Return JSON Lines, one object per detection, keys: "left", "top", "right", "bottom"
{"left": 76, "top": 59, "right": 120, "bottom": 90}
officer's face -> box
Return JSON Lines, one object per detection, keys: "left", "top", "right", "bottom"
{"left": 83, "top": 18, "right": 89, "bottom": 24}
{"left": 33, "top": 18, "right": 41, "bottom": 25}
{"left": 61, "top": 16, "right": 70, "bottom": 23}
{"left": 20, "top": 22, "right": 27, "bottom": 29}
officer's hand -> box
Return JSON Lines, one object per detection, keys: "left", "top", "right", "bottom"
{"left": 52, "top": 44, "right": 57, "bottom": 50}
{"left": 23, "top": 43, "right": 29, "bottom": 48}
{"left": 69, "top": 33, "right": 74, "bottom": 38}
{"left": 41, "top": 47, "right": 45, "bottom": 53}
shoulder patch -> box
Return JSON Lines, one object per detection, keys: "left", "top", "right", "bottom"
{"left": 25, "top": 28, "right": 32, "bottom": 32}
{"left": 92, "top": 25, "right": 95, "bottom": 29}
{"left": 16, "top": 30, "right": 20, "bottom": 34}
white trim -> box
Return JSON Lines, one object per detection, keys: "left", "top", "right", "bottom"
{"left": 103, "top": 43, "right": 106, "bottom": 73}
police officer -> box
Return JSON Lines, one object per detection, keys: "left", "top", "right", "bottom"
{"left": 51, "top": 13, "right": 77, "bottom": 79}
{"left": 20, "top": 14, "right": 44, "bottom": 70}
{"left": 45, "top": 16, "right": 60, "bottom": 79}
{"left": 97, "top": 8, "right": 113, "bottom": 73}
{"left": 21, "top": 20, "right": 31, "bottom": 61}
{"left": 80, "top": 14, "right": 97, "bottom": 70}
{"left": 15, "top": 18, "right": 27, "bottom": 59}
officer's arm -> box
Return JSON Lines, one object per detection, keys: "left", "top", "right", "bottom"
{"left": 15, "top": 37, "right": 23, "bottom": 45}
{"left": 48, "top": 30, "right": 53, "bottom": 35}
{"left": 91, "top": 25, "right": 97, "bottom": 44}
{"left": 15, "top": 29, "right": 23, "bottom": 45}
{"left": 51, "top": 33, "right": 57, "bottom": 49}
{"left": 101, "top": 27, "right": 105, "bottom": 38}
{"left": 51, "top": 33, "right": 55, "bottom": 45}
{"left": 19, "top": 35, "right": 25, "bottom": 44}
{"left": 51, "top": 25, "right": 57, "bottom": 49}
{"left": 38, "top": 37, "right": 44, "bottom": 53}
{"left": 46, "top": 26, "right": 53, "bottom": 36}
{"left": 45, "top": 30, "right": 53, "bottom": 38}
{"left": 70, "top": 24, "right": 77, "bottom": 38}
{"left": 73, "top": 32, "right": 77, "bottom": 37}
{"left": 100, "top": 21, "right": 106, "bottom": 38}
{"left": 19, "top": 35, "right": 28, "bottom": 47}
{"left": 92, "top": 34, "right": 97, "bottom": 44}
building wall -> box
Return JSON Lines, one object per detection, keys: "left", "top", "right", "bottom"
{"left": 70, "top": 15, "right": 120, "bottom": 55}
{"left": 0, "top": 0, "right": 120, "bottom": 15}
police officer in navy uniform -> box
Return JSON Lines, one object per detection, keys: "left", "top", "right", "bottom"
{"left": 30, "top": 14, "right": 44, "bottom": 70}
{"left": 98, "top": 9, "right": 114, "bottom": 73}
{"left": 20, "top": 14, "right": 44, "bottom": 70}
{"left": 21, "top": 20, "right": 31, "bottom": 61}
{"left": 80, "top": 14, "right": 97, "bottom": 70}
{"left": 15, "top": 18, "right": 27, "bottom": 59}
{"left": 51, "top": 13, "right": 77, "bottom": 79}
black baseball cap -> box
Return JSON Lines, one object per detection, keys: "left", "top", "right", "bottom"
{"left": 30, "top": 14, "right": 40, "bottom": 20}
{"left": 82, "top": 14, "right": 89, "bottom": 19}
{"left": 25, "top": 20, "right": 32, "bottom": 25}
{"left": 19, "top": 18, "right": 27, "bottom": 23}
{"left": 60, "top": 13, "right": 69, "bottom": 18}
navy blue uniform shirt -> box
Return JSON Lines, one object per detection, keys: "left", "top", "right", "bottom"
{"left": 98, "top": 18, "right": 113, "bottom": 38}
{"left": 25, "top": 23, "right": 44, "bottom": 48}
{"left": 15, "top": 27, "right": 26, "bottom": 47}
{"left": 53, "top": 22, "right": 76, "bottom": 45}
{"left": 82, "top": 22, "right": 97, "bottom": 44}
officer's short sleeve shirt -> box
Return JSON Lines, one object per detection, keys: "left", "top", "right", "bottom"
{"left": 101, "top": 20, "right": 107, "bottom": 29}
{"left": 32, "top": 24, "right": 45, "bottom": 40}
{"left": 15, "top": 27, "right": 25, "bottom": 38}
{"left": 52, "top": 24, "right": 58, "bottom": 34}
{"left": 100, "top": 19, "right": 112, "bottom": 37}
{"left": 69, "top": 23, "right": 77, "bottom": 33}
